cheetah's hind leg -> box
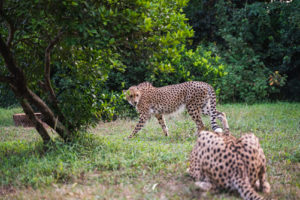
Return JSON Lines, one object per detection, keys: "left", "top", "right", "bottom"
{"left": 216, "top": 111, "right": 229, "bottom": 132}
{"left": 201, "top": 99, "right": 223, "bottom": 133}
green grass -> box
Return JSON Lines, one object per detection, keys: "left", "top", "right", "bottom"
{"left": 0, "top": 103, "right": 300, "bottom": 199}
{"left": 0, "top": 107, "right": 22, "bottom": 127}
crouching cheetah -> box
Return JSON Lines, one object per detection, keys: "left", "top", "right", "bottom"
{"left": 124, "top": 81, "right": 229, "bottom": 138}
{"left": 188, "top": 130, "right": 271, "bottom": 200}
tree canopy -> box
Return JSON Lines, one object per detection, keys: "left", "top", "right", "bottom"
{"left": 0, "top": 0, "right": 193, "bottom": 142}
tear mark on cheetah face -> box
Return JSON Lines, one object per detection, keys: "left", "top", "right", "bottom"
{"left": 124, "top": 86, "right": 141, "bottom": 107}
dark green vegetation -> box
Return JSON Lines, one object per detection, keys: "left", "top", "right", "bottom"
{"left": 185, "top": 0, "right": 300, "bottom": 102}
{"left": 0, "top": 0, "right": 193, "bottom": 142}
{"left": 0, "top": 0, "right": 299, "bottom": 142}
{"left": 1, "top": 103, "right": 300, "bottom": 199}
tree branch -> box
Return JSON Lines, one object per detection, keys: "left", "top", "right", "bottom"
{"left": 43, "top": 29, "right": 73, "bottom": 130}
{"left": 0, "top": 25, "right": 69, "bottom": 142}
{"left": 25, "top": 87, "right": 69, "bottom": 141}
{"left": 0, "top": 3, "right": 15, "bottom": 49}
{"left": 6, "top": 20, "right": 14, "bottom": 49}
{"left": 0, "top": 33, "right": 26, "bottom": 86}
{"left": 19, "top": 98, "right": 51, "bottom": 143}
{"left": 0, "top": 1, "right": 3, "bottom": 13}
{"left": 44, "top": 29, "right": 64, "bottom": 102}
{"left": 0, "top": 74, "right": 14, "bottom": 83}
{"left": 12, "top": 36, "right": 40, "bottom": 48}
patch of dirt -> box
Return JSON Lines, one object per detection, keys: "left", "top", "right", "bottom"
{"left": 0, "top": 186, "right": 16, "bottom": 196}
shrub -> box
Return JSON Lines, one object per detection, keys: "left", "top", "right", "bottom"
{"left": 184, "top": 0, "right": 299, "bottom": 102}
{"left": 147, "top": 45, "right": 225, "bottom": 89}
{"left": 0, "top": 85, "right": 19, "bottom": 108}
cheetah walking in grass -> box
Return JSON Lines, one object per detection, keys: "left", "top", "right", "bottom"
{"left": 124, "top": 81, "right": 229, "bottom": 138}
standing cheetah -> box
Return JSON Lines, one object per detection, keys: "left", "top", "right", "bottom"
{"left": 124, "top": 81, "right": 229, "bottom": 138}
{"left": 188, "top": 130, "right": 271, "bottom": 200}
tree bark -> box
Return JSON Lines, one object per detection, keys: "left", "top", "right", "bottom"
{"left": 0, "top": 34, "right": 70, "bottom": 143}
{"left": 42, "top": 29, "right": 74, "bottom": 131}
{"left": 25, "top": 87, "right": 69, "bottom": 141}
{"left": 19, "top": 98, "right": 51, "bottom": 143}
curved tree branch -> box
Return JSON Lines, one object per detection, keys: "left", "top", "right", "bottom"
{"left": 44, "top": 28, "right": 64, "bottom": 101}
{"left": 43, "top": 29, "right": 72, "bottom": 130}
{"left": 0, "top": 74, "right": 14, "bottom": 83}
{"left": 0, "top": 32, "right": 69, "bottom": 142}
{"left": 6, "top": 20, "right": 14, "bottom": 49}
{"left": 25, "top": 87, "right": 69, "bottom": 141}
{"left": 0, "top": 34, "right": 26, "bottom": 87}
{"left": 19, "top": 98, "right": 51, "bottom": 143}
{"left": 0, "top": 2, "right": 15, "bottom": 49}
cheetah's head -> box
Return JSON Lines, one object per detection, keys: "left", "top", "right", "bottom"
{"left": 124, "top": 86, "right": 141, "bottom": 107}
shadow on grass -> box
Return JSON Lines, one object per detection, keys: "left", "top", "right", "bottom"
{"left": 0, "top": 134, "right": 104, "bottom": 188}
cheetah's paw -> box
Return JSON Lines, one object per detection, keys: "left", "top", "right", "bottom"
{"left": 214, "top": 128, "right": 223, "bottom": 133}
{"left": 195, "top": 181, "right": 212, "bottom": 191}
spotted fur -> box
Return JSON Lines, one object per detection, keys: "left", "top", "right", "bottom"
{"left": 188, "top": 130, "right": 271, "bottom": 200}
{"left": 124, "top": 81, "right": 229, "bottom": 138}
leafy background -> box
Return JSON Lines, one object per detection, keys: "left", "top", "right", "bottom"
{"left": 0, "top": 0, "right": 299, "bottom": 122}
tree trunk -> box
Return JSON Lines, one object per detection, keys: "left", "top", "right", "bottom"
{"left": 12, "top": 84, "right": 70, "bottom": 142}
{"left": 0, "top": 34, "right": 70, "bottom": 143}
{"left": 25, "top": 87, "right": 70, "bottom": 141}
{"left": 19, "top": 98, "right": 51, "bottom": 143}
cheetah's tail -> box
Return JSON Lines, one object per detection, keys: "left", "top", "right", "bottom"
{"left": 232, "top": 177, "right": 264, "bottom": 200}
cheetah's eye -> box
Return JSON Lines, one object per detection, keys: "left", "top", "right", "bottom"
{"left": 130, "top": 95, "right": 133, "bottom": 98}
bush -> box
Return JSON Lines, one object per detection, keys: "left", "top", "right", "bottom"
{"left": 213, "top": 37, "right": 272, "bottom": 104}
{"left": 184, "top": 0, "right": 300, "bottom": 102}
{"left": 147, "top": 45, "right": 225, "bottom": 89}
{"left": 0, "top": 85, "right": 19, "bottom": 108}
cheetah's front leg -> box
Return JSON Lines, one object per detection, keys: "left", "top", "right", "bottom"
{"left": 155, "top": 114, "right": 169, "bottom": 136}
{"left": 128, "top": 113, "right": 150, "bottom": 138}
{"left": 256, "top": 162, "right": 271, "bottom": 194}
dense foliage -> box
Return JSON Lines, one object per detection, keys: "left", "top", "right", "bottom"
{"left": 0, "top": 0, "right": 195, "bottom": 141}
{"left": 0, "top": 84, "right": 18, "bottom": 107}
{"left": 185, "top": 0, "right": 299, "bottom": 102}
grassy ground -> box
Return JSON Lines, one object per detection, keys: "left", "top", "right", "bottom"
{"left": 0, "top": 103, "right": 299, "bottom": 200}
